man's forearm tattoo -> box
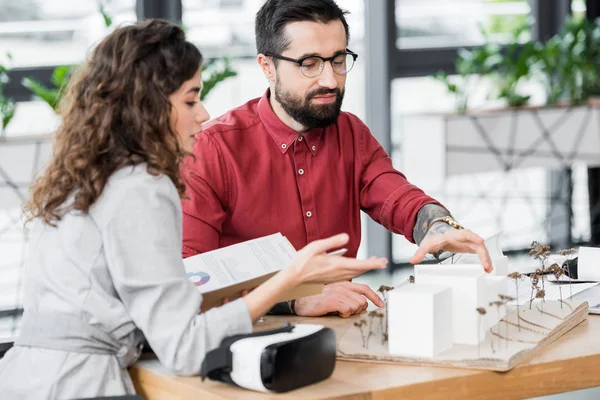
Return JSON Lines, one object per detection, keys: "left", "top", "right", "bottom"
{"left": 413, "top": 204, "right": 452, "bottom": 245}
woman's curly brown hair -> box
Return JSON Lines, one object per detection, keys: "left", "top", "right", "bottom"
{"left": 25, "top": 19, "right": 202, "bottom": 226}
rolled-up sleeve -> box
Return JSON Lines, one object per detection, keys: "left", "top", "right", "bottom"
{"left": 358, "top": 123, "right": 442, "bottom": 243}
{"left": 102, "top": 174, "right": 252, "bottom": 375}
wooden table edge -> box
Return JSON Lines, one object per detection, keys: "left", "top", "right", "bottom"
{"left": 130, "top": 349, "right": 600, "bottom": 400}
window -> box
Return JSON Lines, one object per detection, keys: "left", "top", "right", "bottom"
{"left": 183, "top": 0, "right": 265, "bottom": 58}
{"left": 395, "top": 0, "right": 532, "bottom": 49}
{"left": 183, "top": 0, "right": 365, "bottom": 58}
{"left": 0, "top": 0, "right": 136, "bottom": 67}
{"left": 386, "top": 0, "right": 586, "bottom": 264}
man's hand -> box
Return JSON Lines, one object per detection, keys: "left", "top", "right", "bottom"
{"left": 410, "top": 222, "right": 493, "bottom": 272}
{"left": 294, "top": 281, "right": 385, "bottom": 318}
{"left": 412, "top": 204, "right": 492, "bottom": 272}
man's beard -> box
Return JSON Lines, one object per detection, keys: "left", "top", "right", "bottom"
{"left": 274, "top": 80, "right": 345, "bottom": 130}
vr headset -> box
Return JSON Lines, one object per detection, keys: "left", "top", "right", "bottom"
{"left": 200, "top": 323, "right": 336, "bottom": 393}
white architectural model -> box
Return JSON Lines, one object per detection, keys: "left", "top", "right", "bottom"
{"left": 387, "top": 260, "right": 509, "bottom": 356}
{"left": 490, "top": 256, "right": 509, "bottom": 277}
{"left": 388, "top": 284, "right": 453, "bottom": 357}
{"left": 337, "top": 245, "right": 588, "bottom": 370}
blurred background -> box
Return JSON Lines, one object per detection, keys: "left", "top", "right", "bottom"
{"left": 1, "top": 1, "right": 600, "bottom": 397}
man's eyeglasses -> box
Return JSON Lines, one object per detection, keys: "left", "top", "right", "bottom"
{"left": 264, "top": 49, "right": 358, "bottom": 78}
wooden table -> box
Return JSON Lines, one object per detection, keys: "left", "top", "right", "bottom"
{"left": 130, "top": 314, "right": 600, "bottom": 400}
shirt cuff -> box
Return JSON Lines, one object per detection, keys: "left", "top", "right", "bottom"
{"left": 267, "top": 301, "right": 294, "bottom": 315}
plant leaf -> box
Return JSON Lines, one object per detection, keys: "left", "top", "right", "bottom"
{"left": 201, "top": 58, "right": 237, "bottom": 100}
{"left": 0, "top": 95, "right": 16, "bottom": 133}
{"left": 98, "top": 3, "right": 113, "bottom": 28}
{"left": 21, "top": 77, "right": 61, "bottom": 111}
{"left": 51, "top": 65, "right": 73, "bottom": 89}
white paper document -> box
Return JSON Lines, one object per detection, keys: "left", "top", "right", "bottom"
{"left": 183, "top": 233, "right": 296, "bottom": 294}
{"left": 570, "top": 282, "right": 600, "bottom": 314}
{"left": 183, "top": 233, "right": 323, "bottom": 311}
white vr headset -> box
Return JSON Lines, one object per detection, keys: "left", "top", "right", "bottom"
{"left": 200, "top": 323, "right": 336, "bottom": 393}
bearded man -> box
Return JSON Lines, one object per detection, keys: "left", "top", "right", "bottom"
{"left": 181, "top": 0, "right": 492, "bottom": 318}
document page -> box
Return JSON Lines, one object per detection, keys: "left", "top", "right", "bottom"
{"left": 183, "top": 233, "right": 297, "bottom": 294}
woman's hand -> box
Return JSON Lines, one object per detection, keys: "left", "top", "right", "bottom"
{"left": 289, "top": 233, "right": 387, "bottom": 285}
{"left": 242, "top": 233, "right": 387, "bottom": 322}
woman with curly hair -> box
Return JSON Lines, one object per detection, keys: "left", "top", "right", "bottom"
{"left": 0, "top": 20, "right": 386, "bottom": 398}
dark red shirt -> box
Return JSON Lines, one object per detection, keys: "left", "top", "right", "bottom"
{"left": 181, "top": 90, "right": 440, "bottom": 258}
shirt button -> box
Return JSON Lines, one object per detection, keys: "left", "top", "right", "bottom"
{"left": 298, "top": 169, "right": 304, "bottom": 175}
{"left": 281, "top": 143, "right": 287, "bottom": 149}
{"left": 306, "top": 211, "right": 312, "bottom": 217}
{"left": 298, "top": 136, "right": 303, "bottom": 142}
{"left": 311, "top": 145, "right": 316, "bottom": 151}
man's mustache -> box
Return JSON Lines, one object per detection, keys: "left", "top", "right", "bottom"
{"left": 306, "top": 88, "right": 342, "bottom": 101}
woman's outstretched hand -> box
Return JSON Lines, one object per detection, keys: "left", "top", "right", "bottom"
{"left": 289, "top": 233, "right": 387, "bottom": 285}
{"left": 242, "top": 233, "right": 387, "bottom": 322}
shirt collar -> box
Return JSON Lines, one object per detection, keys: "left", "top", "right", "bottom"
{"left": 257, "top": 89, "right": 324, "bottom": 155}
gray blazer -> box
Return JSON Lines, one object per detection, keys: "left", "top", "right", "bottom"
{"left": 0, "top": 165, "right": 252, "bottom": 399}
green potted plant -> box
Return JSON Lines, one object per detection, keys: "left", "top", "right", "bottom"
{"left": 432, "top": 20, "right": 534, "bottom": 112}
{"left": 491, "top": 20, "right": 535, "bottom": 108}
{"left": 432, "top": 43, "right": 502, "bottom": 113}
{"left": 532, "top": 17, "right": 600, "bottom": 106}
{"left": 21, "top": 65, "right": 73, "bottom": 113}
{"left": 402, "top": 17, "right": 600, "bottom": 180}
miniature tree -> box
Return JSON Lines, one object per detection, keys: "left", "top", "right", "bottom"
{"left": 365, "top": 311, "right": 379, "bottom": 349}
{"left": 489, "top": 300, "right": 504, "bottom": 350}
{"left": 558, "top": 248, "right": 577, "bottom": 300}
{"left": 529, "top": 273, "right": 540, "bottom": 309}
{"left": 476, "top": 307, "right": 487, "bottom": 357}
{"left": 536, "top": 289, "right": 546, "bottom": 313}
{"left": 508, "top": 272, "right": 524, "bottom": 331}
{"left": 534, "top": 267, "right": 549, "bottom": 302}
{"left": 498, "top": 294, "right": 515, "bottom": 348}
{"left": 432, "top": 249, "right": 445, "bottom": 263}
{"left": 353, "top": 320, "right": 368, "bottom": 348}
{"left": 377, "top": 285, "right": 394, "bottom": 343}
{"left": 373, "top": 311, "right": 386, "bottom": 344}
{"left": 548, "top": 263, "right": 565, "bottom": 308}
{"left": 378, "top": 285, "right": 394, "bottom": 304}
{"left": 529, "top": 242, "right": 551, "bottom": 298}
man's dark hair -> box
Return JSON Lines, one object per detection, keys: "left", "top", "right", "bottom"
{"left": 255, "top": 0, "right": 350, "bottom": 56}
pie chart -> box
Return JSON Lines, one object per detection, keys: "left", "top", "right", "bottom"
{"left": 187, "top": 271, "right": 211, "bottom": 287}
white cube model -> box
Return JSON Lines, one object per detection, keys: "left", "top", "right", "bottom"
{"left": 491, "top": 256, "right": 509, "bottom": 277}
{"left": 444, "top": 254, "right": 509, "bottom": 277}
{"left": 415, "top": 264, "right": 486, "bottom": 345}
{"left": 388, "top": 284, "right": 453, "bottom": 358}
